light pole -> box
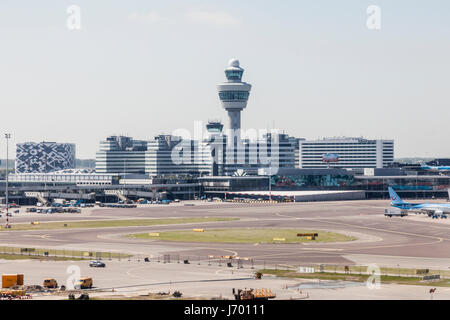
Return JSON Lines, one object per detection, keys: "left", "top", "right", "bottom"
{"left": 4, "top": 133, "right": 11, "bottom": 228}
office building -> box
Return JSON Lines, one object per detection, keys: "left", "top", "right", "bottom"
{"left": 145, "top": 135, "right": 212, "bottom": 177}
{"left": 95, "top": 135, "right": 212, "bottom": 177}
{"left": 95, "top": 136, "right": 147, "bottom": 174}
{"left": 203, "top": 122, "right": 296, "bottom": 176}
{"left": 298, "top": 137, "right": 394, "bottom": 169}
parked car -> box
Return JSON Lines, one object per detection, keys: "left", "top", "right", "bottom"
{"left": 89, "top": 260, "right": 106, "bottom": 268}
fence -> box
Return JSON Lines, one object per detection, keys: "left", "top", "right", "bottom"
{"left": 258, "top": 262, "right": 450, "bottom": 280}
{"left": 1, "top": 247, "right": 449, "bottom": 280}
{"left": 0, "top": 246, "right": 130, "bottom": 261}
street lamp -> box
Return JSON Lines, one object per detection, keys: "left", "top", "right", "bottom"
{"left": 4, "top": 133, "right": 11, "bottom": 228}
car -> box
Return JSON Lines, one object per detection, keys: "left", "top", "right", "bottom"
{"left": 89, "top": 260, "right": 106, "bottom": 268}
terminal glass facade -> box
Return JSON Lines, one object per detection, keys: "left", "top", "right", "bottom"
{"left": 272, "top": 173, "right": 355, "bottom": 189}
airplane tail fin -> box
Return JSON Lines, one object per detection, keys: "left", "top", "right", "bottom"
{"left": 388, "top": 187, "right": 405, "bottom": 205}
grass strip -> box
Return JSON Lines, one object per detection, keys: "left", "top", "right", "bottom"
{"left": 130, "top": 228, "right": 355, "bottom": 243}
{"left": 0, "top": 217, "right": 238, "bottom": 231}
{"left": 259, "top": 269, "right": 450, "bottom": 287}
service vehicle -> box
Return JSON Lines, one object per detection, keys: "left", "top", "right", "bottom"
{"left": 43, "top": 278, "right": 58, "bottom": 288}
{"left": 77, "top": 277, "right": 93, "bottom": 289}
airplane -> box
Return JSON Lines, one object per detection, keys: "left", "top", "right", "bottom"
{"left": 419, "top": 162, "right": 450, "bottom": 174}
{"left": 388, "top": 187, "right": 449, "bottom": 218}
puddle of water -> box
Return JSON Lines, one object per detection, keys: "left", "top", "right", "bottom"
{"left": 291, "top": 281, "right": 364, "bottom": 289}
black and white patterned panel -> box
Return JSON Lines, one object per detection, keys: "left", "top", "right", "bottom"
{"left": 16, "top": 143, "right": 76, "bottom": 173}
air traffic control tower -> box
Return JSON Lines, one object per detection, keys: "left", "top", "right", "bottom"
{"left": 217, "top": 59, "right": 252, "bottom": 132}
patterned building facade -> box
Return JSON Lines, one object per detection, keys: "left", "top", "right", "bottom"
{"left": 16, "top": 142, "right": 76, "bottom": 173}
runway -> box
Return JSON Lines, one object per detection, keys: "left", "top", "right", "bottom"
{"left": 1, "top": 200, "right": 450, "bottom": 268}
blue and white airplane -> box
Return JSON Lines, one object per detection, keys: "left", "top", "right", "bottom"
{"left": 420, "top": 163, "right": 450, "bottom": 174}
{"left": 388, "top": 187, "right": 450, "bottom": 218}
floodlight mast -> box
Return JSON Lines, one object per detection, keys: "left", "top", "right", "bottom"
{"left": 4, "top": 133, "right": 11, "bottom": 228}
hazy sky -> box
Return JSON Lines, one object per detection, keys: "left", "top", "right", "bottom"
{"left": 0, "top": 0, "right": 449, "bottom": 159}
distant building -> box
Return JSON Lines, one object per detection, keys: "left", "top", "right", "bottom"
{"left": 95, "top": 129, "right": 297, "bottom": 178}
{"left": 16, "top": 142, "right": 75, "bottom": 173}
{"left": 287, "top": 137, "right": 305, "bottom": 169}
{"left": 223, "top": 133, "right": 296, "bottom": 176}
{"left": 95, "top": 135, "right": 212, "bottom": 177}
{"left": 145, "top": 135, "right": 212, "bottom": 177}
{"left": 202, "top": 121, "right": 297, "bottom": 176}
{"left": 95, "top": 136, "right": 147, "bottom": 174}
{"left": 298, "top": 137, "right": 394, "bottom": 169}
